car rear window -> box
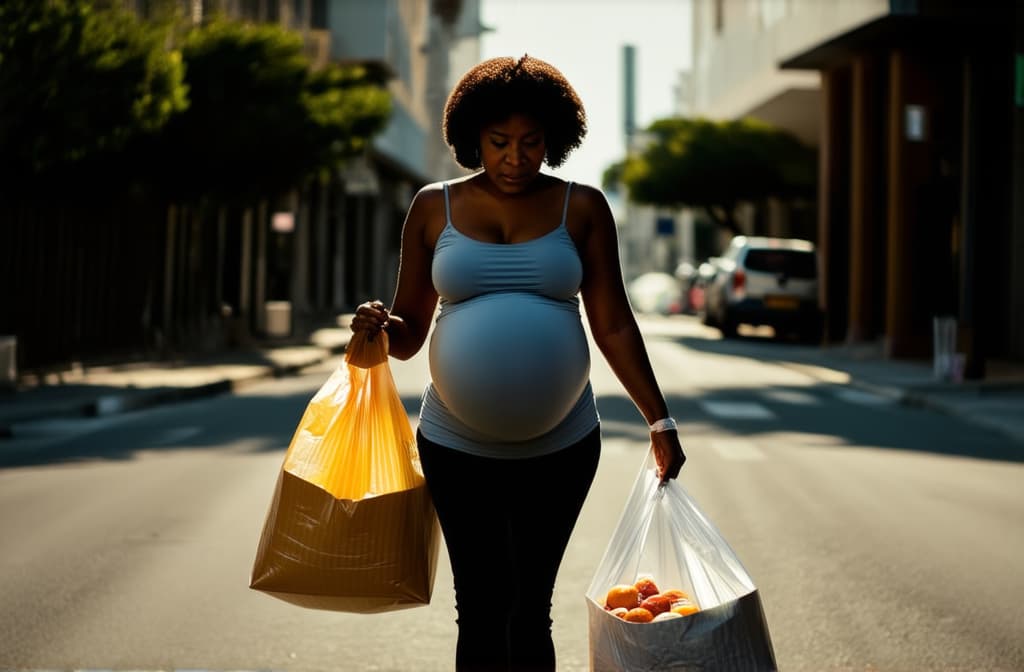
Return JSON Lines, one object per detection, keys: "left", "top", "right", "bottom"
{"left": 744, "top": 250, "right": 817, "bottom": 278}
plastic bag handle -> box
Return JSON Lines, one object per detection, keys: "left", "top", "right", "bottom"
{"left": 629, "top": 479, "right": 670, "bottom": 578}
{"left": 345, "top": 330, "right": 389, "bottom": 369}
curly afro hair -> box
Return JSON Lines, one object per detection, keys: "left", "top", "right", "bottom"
{"left": 442, "top": 55, "right": 587, "bottom": 170}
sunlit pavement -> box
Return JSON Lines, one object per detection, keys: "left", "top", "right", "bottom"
{"left": 1, "top": 313, "right": 1022, "bottom": 671}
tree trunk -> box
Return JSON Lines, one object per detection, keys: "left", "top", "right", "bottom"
{"left": 704, "top": 204, "right": 742, "bottom": 237}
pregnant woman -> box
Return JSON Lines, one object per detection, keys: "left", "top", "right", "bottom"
{"left": 350, "top": 55, "right": 685, "bottom": 672}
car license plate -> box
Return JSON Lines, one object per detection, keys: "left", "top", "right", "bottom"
{"left": 764, "top": 296, "right": 799, "bottom": 310}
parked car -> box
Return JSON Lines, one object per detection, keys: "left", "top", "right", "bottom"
{"left": 700, "top": 236, "right": 822, "bottom": 341}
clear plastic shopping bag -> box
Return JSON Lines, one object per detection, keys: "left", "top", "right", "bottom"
{"left": 250, "top": 331, "right": 440, "bottom": 613}
{"left": 587, "top": 450, "right": 776, "bottom": 671}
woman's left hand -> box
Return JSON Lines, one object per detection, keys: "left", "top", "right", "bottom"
{"left": 652, "top": 430, "right": 686, "bottom": 482}
{"left": 351, "top": 300, "right": 390, "bottom": 337}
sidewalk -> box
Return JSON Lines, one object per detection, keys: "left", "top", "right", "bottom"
{"left": 772, "top": 340, "right": 1024, "bottom": 446}
{"left": 0, "top": 317, "right": 355, "bottom": 439}
{"left": 2, "top": 318, "right": 1023, "bottom": 447}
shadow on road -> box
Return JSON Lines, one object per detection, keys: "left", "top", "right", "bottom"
{"left": 3, "top": 336, "right": 1019, "bottom": 469}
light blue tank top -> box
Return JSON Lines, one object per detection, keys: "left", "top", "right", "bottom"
{"left": 418, "top": 180, "right": 600, "bottom": 459}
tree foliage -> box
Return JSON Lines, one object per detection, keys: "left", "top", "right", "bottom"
{"left": 146, "top": 17, "right": 391, "bottom": 203}
{"left": 621, "top": 117, "right": 816, "bottom": 234}
{"left": 0, "top": 3, "right": 392, "bottom": 203}
{"left": 601, "top": 159, "right": 626, "bottom": 193}
{"left": 0, "top": 0, "right": 187, "bottom": 191}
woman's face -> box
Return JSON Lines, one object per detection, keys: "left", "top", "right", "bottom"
{"left": 478, "top": 114, "right": 546, "bottom": 194}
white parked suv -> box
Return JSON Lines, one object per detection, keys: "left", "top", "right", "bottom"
{"left": 701, "top": 236, "right": 822, "bottom": 341}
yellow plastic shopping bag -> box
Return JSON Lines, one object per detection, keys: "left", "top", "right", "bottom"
{"left": 250, "top": 331, "right": 440, "bottom": 613}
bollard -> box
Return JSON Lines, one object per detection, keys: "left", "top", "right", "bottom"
{"left": 265, "top": 301, "right": 293, "bottom": 339}
{"left": 932, "top": 316, "right": 956, "bottom": 381}
{"left": 0, "top": 336, "right": 15, "bottom": 390}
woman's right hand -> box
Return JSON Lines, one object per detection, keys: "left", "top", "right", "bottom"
{"left": 350, "top": 300, "right": 390, "bottom": 337}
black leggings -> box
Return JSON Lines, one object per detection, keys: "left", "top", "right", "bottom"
{"left": 417, "top": 427, "right": 601, "bottom": 672}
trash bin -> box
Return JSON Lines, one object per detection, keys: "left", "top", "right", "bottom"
{"left": 0, "top": 336, "right": 16, "bottom": 389}
{"left": 932, "top": 316, "right": 957, "bottom": 381}
{"left": 265, "top": 301, "right": 292, "bottom": 339}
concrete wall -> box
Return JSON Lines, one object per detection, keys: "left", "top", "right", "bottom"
{"left": 688, "top": 0, "right": 889, "bottom": 144}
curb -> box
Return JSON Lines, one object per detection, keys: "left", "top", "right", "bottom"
{"left": 899, "top": 388, "right": 1024, "bottom": 445}
{"left": 0, "top": 346, "right": 347, "bottom": 440}
{"left": 812, "top": 370, "right": 1024, "bottom": 447}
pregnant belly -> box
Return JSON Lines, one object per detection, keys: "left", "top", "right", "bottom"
{"left": 429, "top": 294, "right": 591, "bottom": 441}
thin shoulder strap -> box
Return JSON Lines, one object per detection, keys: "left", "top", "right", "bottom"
{"left": 442, "top": 182, "right": 453, "bottom": 226}
{"left": 560, "top": 181, "right": 574, "bottom": 228}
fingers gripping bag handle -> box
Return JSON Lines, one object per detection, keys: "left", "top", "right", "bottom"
{"left": 586, "top": 448, "right": 777, "bottom": 671}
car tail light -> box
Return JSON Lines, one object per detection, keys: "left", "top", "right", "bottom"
{"left": 732, "top": 269, "right": 746, "bottom": 297}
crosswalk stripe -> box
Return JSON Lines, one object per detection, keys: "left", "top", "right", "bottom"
{"left": 834, "top": 388, "right": 894, "bottom": 405}
{"left": 699, "top": 401, "right": 776, "bottom": 420}
{"left": 760, "top": 389, "right": 820, "bottom": 405}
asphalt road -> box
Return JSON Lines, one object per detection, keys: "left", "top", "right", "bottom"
{"left": 1, "top": 316, "right": 1022, "bottom": 671}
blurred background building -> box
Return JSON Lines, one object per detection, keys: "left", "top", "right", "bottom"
{"left": 680, "top": 0, "right": 1024, "bottom": 376}
{"left": 2, "top": 0, "right": 482, "bottom": 378}
{"left": 195, "top": 0, "right": 482, "bottom": 332}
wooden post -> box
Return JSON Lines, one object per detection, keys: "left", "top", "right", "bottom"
{"left": 848, "top": 54, "right": 880, "bottom": 343}
{"left": 162, "top": 203, "right": 177, "bottom": 354}
{"left": 255, "top": 199, "right": 268, "bottom": 335}
{"left": 885, "top": 51, "right": 912, "bottom": 358}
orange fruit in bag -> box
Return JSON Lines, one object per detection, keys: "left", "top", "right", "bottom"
{"left": 671, "top": 598, "right": 700, "bottom": 616}
{"left": 604, "top": 578, "right": 701, "bottom": 621}
{"left": 605, "top": 584, "right": 641, "bottom": 610}
{"left": 634, "top": 576, "right": 660, "bottom": 599}
{"left": 622, "top": 607, "right": 654, "bottom": 623}
{"left": 660, "top": 589, "right": 690, "bottom": 602}
{"left": 640, "top": 594, "right": 672, "bottom": 616}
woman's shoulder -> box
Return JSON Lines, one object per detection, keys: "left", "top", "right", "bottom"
{"left": 405, "top": 184, "right": 446, "bottom": 240}
{"left": 568, "top": 180, "right": 601, "bottom": 194}
{"left": 565, "top": 181, "right": 612, "bottom": 216}
{"left": 413, "top": 173, "right": 481, "bottom": 201}
{"left": 414, "top": 181, "right": 446, "bottom": 199}
{"left": 409, "top": 181, "right": 450, "bottom": 213}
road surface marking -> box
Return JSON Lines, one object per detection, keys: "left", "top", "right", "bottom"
{"left": 699, "top": 401, "right": 776, "bottom": 420}
{"left": 834, "top": 388, "right": 894, "bottom": 406}
{"left": 150, "top": 426, "right": 204, "bottom": 445}
{"left": 710, "top": 438, "right": 766, "bottom": 461}
{"left": 760, "top": 389, "right": 820, "bottom": 406}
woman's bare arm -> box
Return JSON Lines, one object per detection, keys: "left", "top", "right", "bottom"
{"left": 576, "top": 184, "right": 686, "bottom": 479}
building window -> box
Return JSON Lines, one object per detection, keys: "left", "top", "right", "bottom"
{"left": 311, "top": 0, "right": 327, "bottom": 29}
{"left": 714, "top": 0, "right": 724, "bottom": 34}
{"left": 239, "top": 0, "right": 260, "bottom": 22}
{"left": 760, "top": 0, "right": 787, "bottom": 28}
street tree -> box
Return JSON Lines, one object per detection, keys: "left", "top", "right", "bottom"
{"left": 0, "top": 0, "right": 187, "bottom": 195}
{"left": 621, "top": 117, "right": 816, "bottom": 235}
{"left": 146, "top": 17, "right": 392, "bottom": 205}
{"left": 601, "top": 159, "right": 627, "bottom": 194}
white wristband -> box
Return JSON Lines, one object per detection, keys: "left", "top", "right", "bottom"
{"left": 649, "top": 417, "right": 678, "bottom": 433}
